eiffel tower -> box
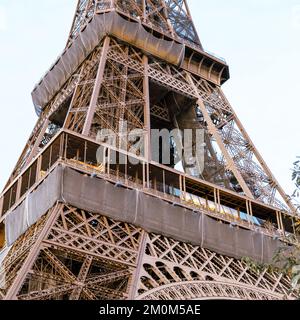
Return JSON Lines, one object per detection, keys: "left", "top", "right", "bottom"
{"left": 0, "top": 0, "right": 299, "bottom": 300}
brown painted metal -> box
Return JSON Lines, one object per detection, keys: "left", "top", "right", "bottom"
{"left": 0, "top": 203, "right": 297, "bottom": 300}
{"left": 0, "top": 0, "right": 299, "bottom": 301}
{"left": 82, "top": 37, "right": 111, "bottom": 136}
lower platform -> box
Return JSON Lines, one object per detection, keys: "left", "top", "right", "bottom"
{"left": 0, "top": 164, "right": 296, "bottom": 300}
{"left": 0, "top": 202, "right": 295, "bottom": 300}
{"left": 4, "top": 164, "right": 282, "bottom": 263}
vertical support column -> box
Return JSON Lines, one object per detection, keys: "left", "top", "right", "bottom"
{"left": 84, "top": 141, "right": 87, "bottom": 164}
{"left": 107, "top": 148, "right": 111, "bottom": 177}
{"left": 183, "top": 175, "right": 186, "bottom": 198}
{"left": 8, "top": 188, "right": 12, "bottom": 212}
{"left": 146, "top": 163, "right": 150, "bottom": 188}
{"left": 276, "top": 210, "right": 287, "bottom": 238}
{"left": 102, "top": 147, "right": 107, "bottom": 175}
{"left": 142, "top": 162, "right": 146, "bottom": 188}
{"left": 217, "top": 189, "right": 221, "bottom": 213}
{"left": 276, "top": 211, "right": 281, "bottom": 233}
{"left": 278, "top": 212, "right": 286, "bottom": 238}
{"left": 163, "top": 170, "right": 166, "bottom": 194}
{"left": 160, "top": 0, "right": 176, "bottom": 37}
{"left": 63, "top": 65, "right": 84, "bottom": 130}
{"left": 142, "top": 0, "right": 147, "bottom": 22}
{"left": 15, "top": 177, "right": 22, "bottom": 202}
{"left": 248, "top": 201, "right": 253, "bottom": 218}
{"left": 59, "top": 133, "right": 65, "bottom": 159}
{"left": 183, "top": 0, "right": 192, "bottom": 18}
{"left": 24, "top": 119, "right": 50, "bottom": 168}
{"left": 179, "top": 175, "right": 183, "bottom": 200}
{"left": 213, "top": 188, "right": 217, "bottom": 212}
{"left": 82, "top": 37, "right": 111, "bottom": 136}
{"left": 128, "top": 231, "right": 148, "bottom": 299}
{"left": 64, "top": 134, "right": 68, "bottom": 160}
{"left": 69, "top": 256, "right": 93, "bottom": 300}
{"left": 49, "top": 146, "right": 53, "bottom": 168}
{"left": 143, "top": 55, "right": 152, "bottom": 163}
{"left": 36, "top": 156, "right": 42, "bottom": 181}
{"left": 213, "top": 188, "right": 221, "bottom": 213}
{"left": 246, "top": 200, "right": 253, "bottom": 225}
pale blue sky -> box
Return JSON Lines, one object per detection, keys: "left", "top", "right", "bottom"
{"left": 0, "top": 0, "right": 299, "bottom": 196}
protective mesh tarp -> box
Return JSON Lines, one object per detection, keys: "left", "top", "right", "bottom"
{"left": 0, "top": 246, "right": 11, "bottom": 289}
{"left": 62, "top": 167, "right": 281, "bottom": 263}
{"left": 201, "top": 215, "right": 280, "bottom": 263}
{"left": 32, "top": 11, "right": 185, "bottom": 112}
{"left": 5, "top": 166, "right": 62, "bottom": 246}
{"left": 4, "top": 165, "right": 282, "bottom": 263}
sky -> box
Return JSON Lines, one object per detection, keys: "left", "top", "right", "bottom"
{"left": 0, "top": 0, "right": 299, "bottom": 197}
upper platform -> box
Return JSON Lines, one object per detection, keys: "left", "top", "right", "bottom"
{"left": 31, "top": 2, "right": 230, "bottom": 114}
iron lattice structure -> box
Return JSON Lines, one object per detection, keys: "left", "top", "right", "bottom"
{"left": 0, "top": 0, "right": 299, "bottom": 300}
{"left": 0, "top": 204, "right": 296, "bottom": 300}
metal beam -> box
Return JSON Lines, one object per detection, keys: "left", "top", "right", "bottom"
{"left": 4, "top": 204, "right": 61, "bottom": 300}
{"left": 82, "top": 37, "right": 110, "bottom": 136}
{"left": 143, "top": 56, "right": 152, "bottom": 162}
{"left": 187, "top": 74, "right": 254, "bottom": 199}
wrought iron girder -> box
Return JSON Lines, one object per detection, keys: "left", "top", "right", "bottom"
{"left": 132, "top": 233, "right": 294, "bottom": 299}
{"left": 45, "top": 231, "right": 138, "bottom": 267}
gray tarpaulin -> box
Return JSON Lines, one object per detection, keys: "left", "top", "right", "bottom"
{"left": 5, "top": 166, "right": 62, "bottom": 246}
{"left": 4, "top": 165, "right": 282, "bottom": 263}
{"left": 0, "top": 246, "right": 12, "bottom": 289}
{"left": 32, "top": 11, "right": 185, "bottom": 113}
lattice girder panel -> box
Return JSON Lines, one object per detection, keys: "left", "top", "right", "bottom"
{"left": 165, "top": 0, "right": 201, "bottom": 45}
{"left": 0, "top": 213, "right": 50, "bottom": 299}
{"left": 17, "top": 247, "right": 132, "bottom": 300}
{"left": 1, "top": 201, "right": 296, "bottom": 300}
{"left": 144, "top": 0, "right": 172, "bottom": 32}
{"left": 189, "top": 74, "right": 295, "bottom": 211}
{"left": 95, "top": 57, "right": 145, "bottom": 131}
{"left": 1, "top": 203, "right": 145, "bottom": 300}
{"left": 116, "top": 0, "right": 144, "bottom": 19}
{"left": 60, "top": 38, "right": 148, "bottom": 154}
{"left": 133, "top": 232, "right": 296, "bottom": 300}
{"left": 65, "top": 46, "right": 104, "bottom": 134}
{"left": 68, "top": 0, "right": 113, "bottom": 43}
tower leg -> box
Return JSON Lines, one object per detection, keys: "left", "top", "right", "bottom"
{"left": 5, "top": 204, "right": 61, "bottom": 300}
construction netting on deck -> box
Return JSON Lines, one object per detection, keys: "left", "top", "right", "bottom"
{"left": 0, "top": 246, "right": 12, "bottom": 289}
{"left": 4, "top": 165, "right": 281, "bottom": 263}
{"left": 5, "top": 166, "right": 62, "bottom": 246}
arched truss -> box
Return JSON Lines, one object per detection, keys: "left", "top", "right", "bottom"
{"left": 137, "top": 281, "right": 283, "bottom": 301}
{"left": 133, "top": 232, "right": 296, "bottom": 300}
{"left": 0, "top": 203, "right": 296, "bottom": 300}
{"left": 1, "top": 0, "right": 298, "bottom": 303}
